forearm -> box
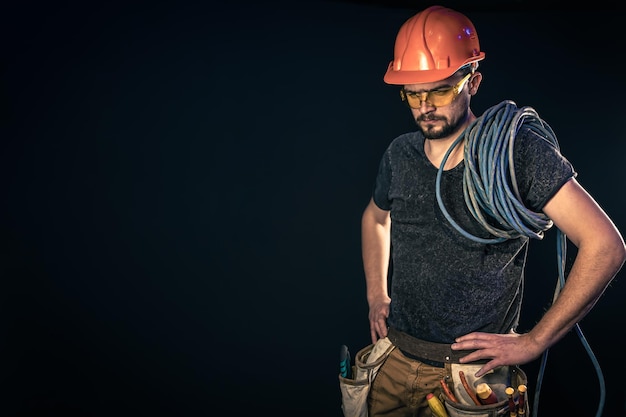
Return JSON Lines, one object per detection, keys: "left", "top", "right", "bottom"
{"left": 528, "top": 240, "right": 625, "bottom": 350}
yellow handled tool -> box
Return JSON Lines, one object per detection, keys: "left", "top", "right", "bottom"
{"left": 427, "top": 392, "right": 449, "bottom": 417}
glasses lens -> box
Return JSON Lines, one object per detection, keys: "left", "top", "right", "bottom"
{"left": 404, "top": 89, "right": 455, "bottom": 109}
{"left": 425, "top": 89, "right": 456, "bottom": 107}
{"left": 402, "top": 73, "right": 471, "bottom": 109}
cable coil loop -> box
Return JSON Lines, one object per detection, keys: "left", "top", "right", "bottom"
{"left": 436, "top": 100, "right": 557, "bottom": 243}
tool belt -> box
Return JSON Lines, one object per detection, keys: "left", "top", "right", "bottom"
{"left": 387, "top": 328, "right": 529, "bottom": 417}
{"left": 387, "top": 327, "right": 487, "bottom": 367}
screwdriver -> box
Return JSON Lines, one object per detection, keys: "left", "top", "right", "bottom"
{"left": 426, "top": 392, "right": 449, "bottom": 417}
{"left": 339, "top": 344, "right": 352, "bottom": 378}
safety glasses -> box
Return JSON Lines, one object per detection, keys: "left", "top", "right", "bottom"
{"left": 400, "top": 72, "right": 472, "bottom": 109}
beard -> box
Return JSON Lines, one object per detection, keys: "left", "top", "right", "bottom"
{"left": 415, "top": 106, "right": 469, "bottom": 140}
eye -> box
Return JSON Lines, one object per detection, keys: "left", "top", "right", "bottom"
{"left": 430, "top": 88, "right": 453, "bottom": 97}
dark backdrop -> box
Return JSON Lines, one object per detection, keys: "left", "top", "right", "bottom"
{"left": 2, "top": 1, "right": 625, "bottom": 416}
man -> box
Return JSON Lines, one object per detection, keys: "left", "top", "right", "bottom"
{"left": 360, "top": 5, "right": 626, "bottom": 417}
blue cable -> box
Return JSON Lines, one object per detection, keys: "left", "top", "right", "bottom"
{"left": 435, "top": 100, "right": 605, "bottom": 417}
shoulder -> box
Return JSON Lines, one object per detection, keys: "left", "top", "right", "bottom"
{"left": 515, "top": 124, "right": 558, "bottom": 149}
{"left": 512, "top": 123, "right": 568, "bottom": 168}
{"left": 386, "top": 131, "right": 423, "bottom": 154}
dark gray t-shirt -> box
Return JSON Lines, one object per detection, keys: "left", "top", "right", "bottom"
{"left": 372, "top": 126, "right": 576, "bottom": 343}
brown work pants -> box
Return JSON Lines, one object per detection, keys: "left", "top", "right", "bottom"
{"left": 368, "top": 347, "right": 452, "bottom": 417}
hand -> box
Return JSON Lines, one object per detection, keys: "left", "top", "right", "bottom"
{"left": 451, "top": 332, "right": 544, "bottom": 377}
{"left": 368, "top": 297, "right": 391, "bottom": 343}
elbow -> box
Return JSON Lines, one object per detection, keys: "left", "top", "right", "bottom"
{"left": 582, "top": 230, "right": 626, "bottom": 279}
{"left": 616, "top": 240, "right": 626, "bottom": 270}
{"left": 607, "top": 234, "right": 626, "bottom": 274}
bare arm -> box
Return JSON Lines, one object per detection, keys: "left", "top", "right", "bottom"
{"left": 452, "top": 178, "right": 626, "bottom": 376}
{"left": 361, "top": 198, "right": 392, "bottom": 343}
{"left": 524, "top": 178, "right": 626, "bottom": 346}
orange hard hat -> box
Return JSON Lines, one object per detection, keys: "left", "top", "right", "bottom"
{"left": 383, "top": 5, "right": 485, "bottom": 85}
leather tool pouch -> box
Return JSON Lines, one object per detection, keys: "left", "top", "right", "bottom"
{"left": 442, "top": 364, "right": 529, "bottom": 417}
{"left": 338, "top": 337, "right": 395, "bottom": 417}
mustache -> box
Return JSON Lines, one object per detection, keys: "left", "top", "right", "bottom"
{"left": 417, "top": 115, "right": 445, "bottom": 122}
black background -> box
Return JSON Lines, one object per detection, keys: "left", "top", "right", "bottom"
{"left": 2, "top": 1, "right": 625, "bottom": 416}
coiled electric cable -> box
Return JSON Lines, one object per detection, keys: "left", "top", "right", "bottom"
{"left": 435, "top": 100, "right": 605, "bottom": 417}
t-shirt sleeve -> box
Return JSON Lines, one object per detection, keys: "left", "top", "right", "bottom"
{"left": 372, "top": 148, "right": 392, "bottom": 211}
{"left": 514, "top": 126, "right": 577, "bottom": 211}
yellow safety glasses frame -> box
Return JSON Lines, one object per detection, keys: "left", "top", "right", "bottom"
{"left": 400, "top": 72, "right": 472, "bottom": 109}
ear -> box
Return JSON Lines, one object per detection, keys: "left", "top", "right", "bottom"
{"left": 469, "top": 72, "right": 482, "bottom": 96}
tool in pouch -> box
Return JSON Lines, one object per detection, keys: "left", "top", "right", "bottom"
{"left": 427, "top": 392, "right": 450, "bottom": 417}
{"left": 340, "top": 344, "right": 352, "bottom": 379}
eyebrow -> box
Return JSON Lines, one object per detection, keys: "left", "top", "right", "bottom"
{"left": 403, "top": 84, "right": 454, "bottom": 94}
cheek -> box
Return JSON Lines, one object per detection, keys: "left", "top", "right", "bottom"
{"left": 448, "top": 95, "right": 470, "bottom": 122}
{"left": 455, "top": 92, "right": 472, "bottom": 109}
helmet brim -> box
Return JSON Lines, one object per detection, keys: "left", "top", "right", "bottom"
{"left": 383, "top": 55, "right": 485, "bottom": 85}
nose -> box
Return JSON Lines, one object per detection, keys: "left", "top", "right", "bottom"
{"left": 417, "top": 94, "right": 435, "bottom": 111}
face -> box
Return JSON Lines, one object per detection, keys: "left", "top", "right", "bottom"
{"left": 403, "top": 72, "right": 480, "bottom": 140}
